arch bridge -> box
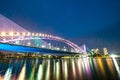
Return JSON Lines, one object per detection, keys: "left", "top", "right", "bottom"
{"left": 0, "top": 32, "right": 86, "bottom": 55}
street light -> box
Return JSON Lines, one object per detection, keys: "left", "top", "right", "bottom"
{"left": 9, "top": 32, "right": 14, "bottom": 36}
{"left": 32, "top": 33, "right": 35, "bottom": 36}
{"left": 16, "top": 32, "right": 20, "bottom": 36}
{"left": 22, "top": 32, "right": 26, "bottom": 36}
{"left": 27, "top": 32, "right": 30, "bottom": 36}
{"left": 1, "top": 32, "right": 6, "bottom": 36}
{"left": 39, "top": 33, "right": 41, "bottom": 36}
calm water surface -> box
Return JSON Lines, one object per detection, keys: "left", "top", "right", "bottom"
{"left": 0, "top": 57, "right": 119, "bottom": 80}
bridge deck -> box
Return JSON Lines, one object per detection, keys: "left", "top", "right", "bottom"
{"left": 0, "top": 42, "right": 80, "bottom": 55}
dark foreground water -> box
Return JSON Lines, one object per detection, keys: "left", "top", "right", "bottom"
{"left": 0, "top": 57, "right": 119, "bottom": 80}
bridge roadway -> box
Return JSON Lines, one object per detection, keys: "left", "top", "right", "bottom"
{"left": 0, "top": 42, "right": 80, "bottom": 55}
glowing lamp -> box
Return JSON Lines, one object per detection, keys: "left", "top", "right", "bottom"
{"left": 1, "top": 32, "right": 6, "bottom": 36}
{"left": 39, "top": 33, "right": 41, "bottom": 36}
{"left": 9, "top": 32, "right": 14, "bottom": 36}
{"left": 35, "top": 33, "right": 38, "bottom": 36}
{"left": 32, "top": 33, "right": 35, "bottom": 36}
{"left": 22, "top": 32, "right": 26, "bottom": 36}
{"left": 110, "top": 54, "right": 117, "bottom": 58}
{"left": 27, "top": 32, "right": 30, "bottom": 36}
{"left": 16, "top": 32, "right": 20, "bottom": 36}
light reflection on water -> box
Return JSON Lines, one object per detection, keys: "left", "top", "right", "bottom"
{"left": 0, "top": 58, "right": 119, "bottom": 80}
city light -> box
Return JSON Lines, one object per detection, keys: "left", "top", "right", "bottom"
{"left": 9, "top": 32, "right": 14, "bottom": 36}
{"left": 35, "top": 33, "right": 38, "bottom": 36}
{"left": 16, "top": 32, "right": 20, "bottom": 36}
{"left": 1, "top": 32, "right": 6, "bottom": 36}
{"left": 32, "top": 33, "right": 35, "bottom": 36}
{"left": 39, "top": 33, "right": 41, "bottom": 36}
{"left": 22, "top": 32, "right": 26, "bottom": 36}
{"left": 56, "top": 47, "right": 60, "bottom": 50}
{"left": 15, "top": 41, "right": 19, "bottom": 44}
{"left": 41, "top": 45, "right": 45, "bottom": 48}
{"left": 27, "top": 32, "right": 30, "bottom": 36}
{"left": 27, "top": 42, "right": 31, "bottom": 46}
{"left": 110, "top": 54, "right": 117, "bottom": 58}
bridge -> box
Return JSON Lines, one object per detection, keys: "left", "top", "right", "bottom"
{"left": 0, "top": 14, "right": 86, "bottom": 55}
{"left": 0, "top": 42, "right": 80, "bottom": 55}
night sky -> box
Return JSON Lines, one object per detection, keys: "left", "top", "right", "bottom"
{"left": 0, "top": 0, "right": 120, "bottom": 53}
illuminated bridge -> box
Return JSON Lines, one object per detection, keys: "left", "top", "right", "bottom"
{"left": 0, "top": 14, "right": 86, "bottom": 55}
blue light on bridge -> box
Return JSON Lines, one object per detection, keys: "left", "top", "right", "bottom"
{"left": 0, "top": 43, "right": 79, "bottom": 55}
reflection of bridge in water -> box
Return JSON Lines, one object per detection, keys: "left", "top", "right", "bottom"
{"left": 0, "top": 58, "right": 120, "bottom": 80}
{"left": 0, "top": 14, "right": 86, "bottom": 55}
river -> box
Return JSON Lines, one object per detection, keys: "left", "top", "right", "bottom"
{"left": 0, "top": 57, "right": 119, "bottom": 80}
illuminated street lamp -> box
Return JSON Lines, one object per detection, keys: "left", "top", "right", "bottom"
{"left": 63, "top": 47, "right": 67, "bottom": 51}
{"left": 27, "top": 32, "right": 30, "bottom": 36}
{"left": 35, "top": 33, "right": 38, "bottom": 36}
{"left": 56, "top": 47, "right": 60, "bottom": 50}
{"left": 22, "top": 32, "right": 26, "bottom": 36}
{"left": 15, "top": 41, "right": 19, "bottom": 44}
{"left": 16, "top": 32, "right": 20, "bottom": 36}
{"left": 1, "top": 32, "right": 6, "bottom": 36}
{"left": 39, "top": 33, "right": 41, "bottom": 36}
{"left": 27, "top": 42, "right": 31, "bottom": 46}
{"left": 41, "top": 45, "right": 45, "bottom": 48}
{"left": 9, "top": 32, "right": 14, "bottom": 36}
{"left": 32, "top": 33, "right": 35, "bottom": 36}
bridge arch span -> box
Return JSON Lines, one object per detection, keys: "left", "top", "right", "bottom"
{"left": 0, "top": 32, "right": 86, "bottom": 53}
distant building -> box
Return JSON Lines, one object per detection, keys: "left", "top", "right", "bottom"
{"left": 94, "top": 48, "right": 100, "bottom": 54}
{"left": 103, "top": 48, "right": 108, "bottom": 55}
{"left": 91, "top": 48, "right": 100, "bottom": 54}
{"left": 91, "top": 49, "right": 95, "bottom": 52}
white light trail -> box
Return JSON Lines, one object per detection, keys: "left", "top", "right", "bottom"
{"left": 17, "top": 63, "right": 26, "bottom": 80}
{"left": 4, "top": 64, "right": 13, "bottom": 80}
{"left": 56, "top": 61, "right": 60, "bottom": 80}
{"left": 72, "top": 59, "right": 76, "bottom": 79}
{"left": 112, "top": 57, "right": 120, "bottom": 78}
{"left": 37, "top": 64, "right": 43, "bottom": 80}
{"left": 45, "top": 60, "right": 50, "bottom": 80}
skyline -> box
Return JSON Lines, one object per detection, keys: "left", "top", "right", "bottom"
{"left": 0, "top": 0, "right": 120, "bottom": 53}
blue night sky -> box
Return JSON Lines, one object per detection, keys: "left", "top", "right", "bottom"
{"left": 0, "top": 0, "right": 120, "bottom": 52}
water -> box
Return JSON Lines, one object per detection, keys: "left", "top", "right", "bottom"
{"left": 0, "top": 57, "right": 119, "bottom": 80}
